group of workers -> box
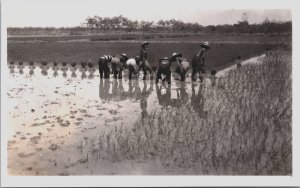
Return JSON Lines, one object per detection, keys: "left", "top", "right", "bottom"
{"left": 98, "top": 41, "right": 211, "bottom": 84}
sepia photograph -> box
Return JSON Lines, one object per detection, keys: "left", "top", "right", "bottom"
{"left": 1, "top": 0, "right": 300, "bottom": 187}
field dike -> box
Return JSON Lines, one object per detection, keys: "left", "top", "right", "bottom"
{"left": 77, "top": 49, "right": 292, "bottom": 175}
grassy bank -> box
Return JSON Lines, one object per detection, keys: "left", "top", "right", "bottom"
{"left": 83, "top": 49, "right": 292, "bottom": 175}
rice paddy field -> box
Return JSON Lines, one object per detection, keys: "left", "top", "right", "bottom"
{"left": 5, "top": 34, "right": 292, "bottom": 175}
{"left": 8, "top": 34, "right": 290, "bottom": 70}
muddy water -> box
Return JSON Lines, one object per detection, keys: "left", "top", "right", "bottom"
{"left": 6, "top": 63, "right": 215, "bottom": 175}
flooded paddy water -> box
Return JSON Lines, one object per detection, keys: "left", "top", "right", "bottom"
{"left": 6, "top": 54, "right": 268, "bottom": 175}
{"left": 6, "top": 62, "right": 212, "bottom": 175}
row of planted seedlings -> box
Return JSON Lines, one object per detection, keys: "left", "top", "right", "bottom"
{"left": 8, "top": 60, "right": 99, "bottom": 71}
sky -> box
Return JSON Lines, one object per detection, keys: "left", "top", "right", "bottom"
{"left": 4, "top": 0, "right": 292, "bottom": 27}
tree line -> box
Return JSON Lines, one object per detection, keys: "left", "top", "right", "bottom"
{"left": 8, "top": 15, "right": 291, "bottom": 35}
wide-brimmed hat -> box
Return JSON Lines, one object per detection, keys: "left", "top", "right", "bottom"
{"left": 159, "top": 57, "right": 169, "bottom": 62}
{"left": 121, "top": 53, "right": 128, "bottom": 58}
{"left": 141, "top": 42, "right": 149, "bottom": 47}
{"left": 201, "top": 41, "right": 210, "bottom": 49}
{"left": 170, "top": 52, "right": 182, "bottom": 60}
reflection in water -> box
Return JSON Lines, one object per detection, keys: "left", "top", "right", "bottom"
{"left": 70, "top": 67, "right": 77, "bottom": 78}
{"left": 127, "top": 80, "right": 141, "bottom": 101}
{"left": 140, "top": 80, "right": 154, "bottom": 123}
{"left": 98, "top": 79, "right": 143, "bottom": 103}
{"left": 61, "top": 67, "right": 68, "bottom": 78}
{"left": 191, "top": 84, "right": 206, "bottom": 118}
{"left": 41, "top": 70, "right": 48, "bottom": 76}
{"left": 53, "top": 71, "right": 59, "bottom": 77}
{"left": 99, "top": 79, "right": 111, "bottom": 101}
{"left": 10, "top": 69, "right": 15, "bottom": 74}
{"left": 52, "top": 66, "right": 59, "bottom": 77}
{"left": 8, "top": 62, "right": 15, "bottom": 73}
{"left": 79, "top": 68, "right": 87, "bottom": 79}
{"left": 17, "top": 65, "right": 24, "bottom": 75}
{"left": 29, "top": 69, "right": 34, "bottom": 75}
{"left": 88, "top": 67, "right": 96, "bottom": 79}
{"left": 175, "top": 82, "right": 189, "bottom": 106}
{"left": 7, "top": 60, "right": 220, "bottom": 175}
{"left": 111, "top": 79, "right": 124, "bottom": 101}
{"left": 29, "top": 65, "right": 36, "bottom": 75}
{"left": 156, "top": 84, "right": 176, "bottom": 108}
{"left": 38, "top": 63, "right": 50, "bottom": 76}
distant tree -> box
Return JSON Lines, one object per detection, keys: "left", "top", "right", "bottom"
{"left": 139, "top": 21, "right": 154, "bottom": 32}
{"left": 85, "top": 16, "right": 97, "bottom": 32}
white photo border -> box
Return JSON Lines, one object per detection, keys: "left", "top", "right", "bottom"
{"left": 1, "top": 0, "right": 299, "bottom": 187}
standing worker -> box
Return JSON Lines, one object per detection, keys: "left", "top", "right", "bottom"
{"left": 139, "top": 42, "right": 153, "bottom": 80}
{"left": 191, "top": 42, "right": 210, "bottom": 82}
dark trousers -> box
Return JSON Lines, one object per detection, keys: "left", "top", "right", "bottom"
{"left": 128, "top": 66, "right": 138, "bottom": 80}
{"left": 156, "top": 66, "right": 171, "bottom": 84}
{"left": 99, "top": 62, "right": 110, "bottom": 79}
{"left": 175, "top": 66, "right": 188, "bottom": 82}
{"left": 192, "top": 66, "right": 205, "bottom": 82}
{"left": 112, "top": 64, "right": 123, "bottom": 79}
{"left": 141, "top": 60, "right": 153, "bottom": 79}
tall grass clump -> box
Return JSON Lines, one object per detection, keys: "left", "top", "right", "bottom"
{"left": 84, "top": 49, "right": 291, "bottom": 175}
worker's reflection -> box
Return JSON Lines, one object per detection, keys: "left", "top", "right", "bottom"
{"left": 123, "top": 80, "right": 141, "bottom": 102}
{"left": 99, "top": 79, "right": 144, "bottom": 103}
{"left": 175, "top": 82, "right": 189, "bottom": 107}
{"left": 156, "top": 84, "right": 176, "bottom": 108}
{"left": 140, "top": 80, "right": 154, "bottom": 123}
{"left": 99, "top": 79, "right": 111, "bottom": 102}
{"left": 191, "top": 84, "right": 206, "bottom": 118}
{"left": 111, "top": 79, "right": 124, "bottom": 101}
